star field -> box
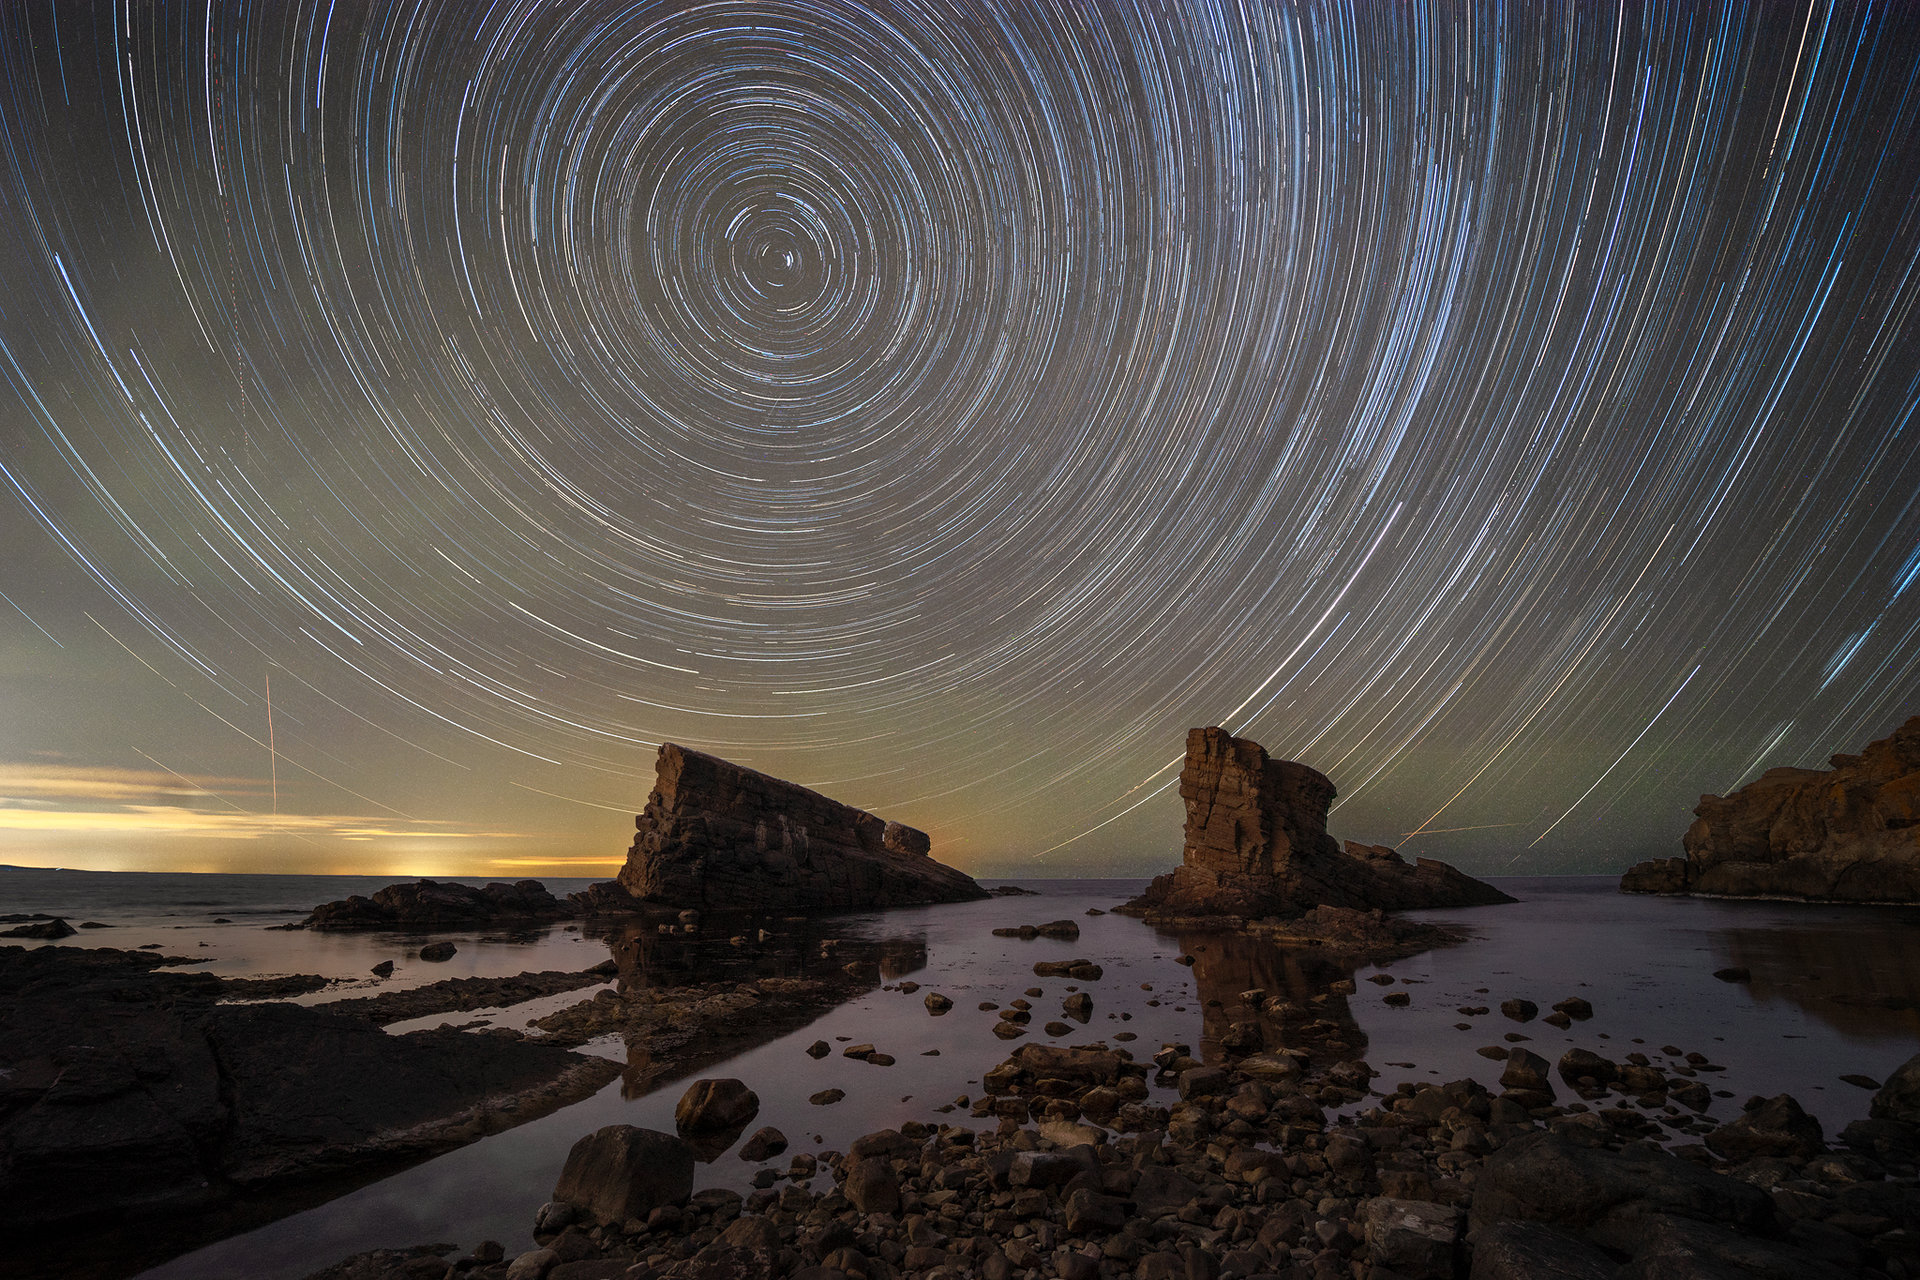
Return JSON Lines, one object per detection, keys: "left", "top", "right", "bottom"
{"left": 1, "top": 1, "right": 1917, "bottom": 877}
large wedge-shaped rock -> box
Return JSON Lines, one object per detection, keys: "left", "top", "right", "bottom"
{"left": 614, "top": 743, "right": 987, "bottom": 911}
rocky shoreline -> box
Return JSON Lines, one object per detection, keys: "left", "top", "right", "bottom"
{"left": 305, "top": 1033, "right": 1920, "bottom": 1280}
{"left": 0, "top": 934, "right": 907, "bottom": 1280}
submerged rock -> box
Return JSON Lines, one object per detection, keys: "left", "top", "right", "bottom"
{"left": 1621, "top": 713, "right": 1920, "bottom": 902}
{"left": 1119, "top": 727, "right": 1513, "bottom": 922}
{"left": 610, "top": 743, "right": 988, "bottom": 911}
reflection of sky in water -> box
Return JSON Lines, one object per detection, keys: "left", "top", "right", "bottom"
{"left": 72, "top": 874, "right": 1920, "bottom": 1280}
{"left": 1349, "top": 878, "right": 1920, "bottom": 1135}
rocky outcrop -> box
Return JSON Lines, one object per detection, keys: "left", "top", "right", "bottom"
{"left": 1622, "top": 714, "right": 1920, "bottom": 902}
{"left": 0, "top": 945, "right": 619, "bottom": 1245}
{"left": 613, "top": 743, "right": 987, "bottom": 911}
{"left": 299, "top": 878, "right": 575, "bottom": 930}
{"left": 1119, "top": 727, "right": 1513, "bottom": 922}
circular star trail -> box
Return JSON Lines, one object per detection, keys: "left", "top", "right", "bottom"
{"left": 1, "top": 1, "right": 1917, "bottom": 874}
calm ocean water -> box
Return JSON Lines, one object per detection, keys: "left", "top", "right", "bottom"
{"left": 5, "top": 868, "right": 1918, "bottom": 1279}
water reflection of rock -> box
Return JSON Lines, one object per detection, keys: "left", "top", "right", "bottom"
{"left": 565, "top": 916, "right": 928, "bottom": 1104}
{"left": 1168, "top": 928, "right": 1368, "bottom": 1067}
{"left": 1715, "top": 918, "right": 1920, "bottom": 1041}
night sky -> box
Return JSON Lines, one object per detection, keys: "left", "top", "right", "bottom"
{"left": 2, "top": 1, "right": 1917, "bottom": 880}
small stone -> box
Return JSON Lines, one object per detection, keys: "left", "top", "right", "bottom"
{"left": 1500, "top": 998, "right": 1537, "bottom": 1022}
{"left": 805, "top": 1040, "right": 830, "bottom": 1058}
{"left": 1712, "top": 966, "right": 1751, "bottom": 983}
{"left": 419, "top": 941, "right": 457, "bottom": 962}
{"left": 1383, "top": 991, "right": 1411, "bottom": 1007}
{"left": 370, "top": 960, "right": 395, "bottom": 978}
{"left": 809, "top": 1089, "right": 845, "bottom": 1105}
{"left": 925, "top": 992, "right": 954, "bottom": 1014}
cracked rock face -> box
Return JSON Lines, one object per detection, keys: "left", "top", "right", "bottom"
{"left": 1622, "top": 714, "right": 1920, "bottom": 902}
{"left": 614, "top": 743, "right": 987, "bottom": 912}
{"left": 1122, "top": 727, "right": 1513, "bottom": 921}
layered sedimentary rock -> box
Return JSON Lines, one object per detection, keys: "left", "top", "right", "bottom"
{"left": 614, "top": 743, "right": 987, "bottom": 911}
{"left": 1621, "top": 714, "right": 1920, "bottom": 902}
{"left": 1120, "top": 727, "right": 1513, "bottom": 921}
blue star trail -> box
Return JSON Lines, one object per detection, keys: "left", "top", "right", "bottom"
{"left": 0, "top": 0, "right": 1916, "bottom": 876}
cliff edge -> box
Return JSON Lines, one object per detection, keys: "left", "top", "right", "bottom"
{"left": 613, "top": 743, "right": 988, "bottom": 911}
{"left": 1622, "top": 714, "right": 1920, "bottom": 902}
{"left": 1118, "top": 726, "right": 1514, "bottom": 922}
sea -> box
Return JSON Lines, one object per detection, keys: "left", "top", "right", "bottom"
{"left": 3, "top": 866, "right": 1918, "bottom": 1280}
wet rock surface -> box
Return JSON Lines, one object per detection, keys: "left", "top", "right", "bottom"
{"left": 2, "top": 944, "right": 620, "bottom": 1272}
{"left": 322, "top": 962, "right": 620, "bottom": 1025}
{"left": 1120, "top": 728, "right": 1513, "bottom": 924}
{"left": 1622, "top": 713, "right": 1920, "bottom": 902}
{"left": 613, "top": 743, "right": 989, "bottom": 912}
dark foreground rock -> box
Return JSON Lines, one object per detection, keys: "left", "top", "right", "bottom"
{"left": 299, "top": 878, "right": 577, "bottom": 930}
{"left": 1120, "top": 727, "right": 1514, "bottom": 923}
{"left": 1622, "top": 713, "right": 1920, "bottom": 902}
{"left": 1, "top": 945, "right": 619, "bottom": 1257}
{"left": 612, "top": 742, "right": 988, "bottom": 911}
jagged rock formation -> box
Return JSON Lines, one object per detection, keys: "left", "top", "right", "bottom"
{"left": 1119, "top": 727, "right": 1513, "bottom": 922}
{"left": 1621, "top": 714, "right": 1920, "bottom": 902}
{"left": 613, "top": 743, "right": 987, "bottom": 911}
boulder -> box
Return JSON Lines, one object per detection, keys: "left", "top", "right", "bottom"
{"left": 674, "top": 1079, "right": 759, "bottom": 1135}
{"left": 552, "top": 1126, "right": 695, "bottom": 1225}
{"left": 737, "top": 1126, "right": 787, "bottom": 1162}
{"left": 1129, "top": 1166, "right": 1202, "bottom": 1219}
{"left": 1470, "top": 1131, "right": 1774, "bottom": 1236}
{"left": 843, "top": 1156, "right": 900, "bottom": 1216}
{"left": 1871, "top": 1052, "right": 1920, "bottom": 1124}
{"left": 610, "top": 743, "right": 987, "bottom": 911}
{"left": 1118, "top": 728, "right": 1513, "bottom": 920}
{"left": 1620, "top": 714, "right": 1920, "bottom": 902}
{"left": 1469, "top": 1220, "right": 1616, "bottom": 1280}
{"left": 1706, "top": 1094, "right": 1826, "bottom": 1161}
{"left": 1499, "top": 1048, "right": 1556, "bottom": 1102}
{"left": 1358, "top": 1197, "right": 1462, "bottom": 1278}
